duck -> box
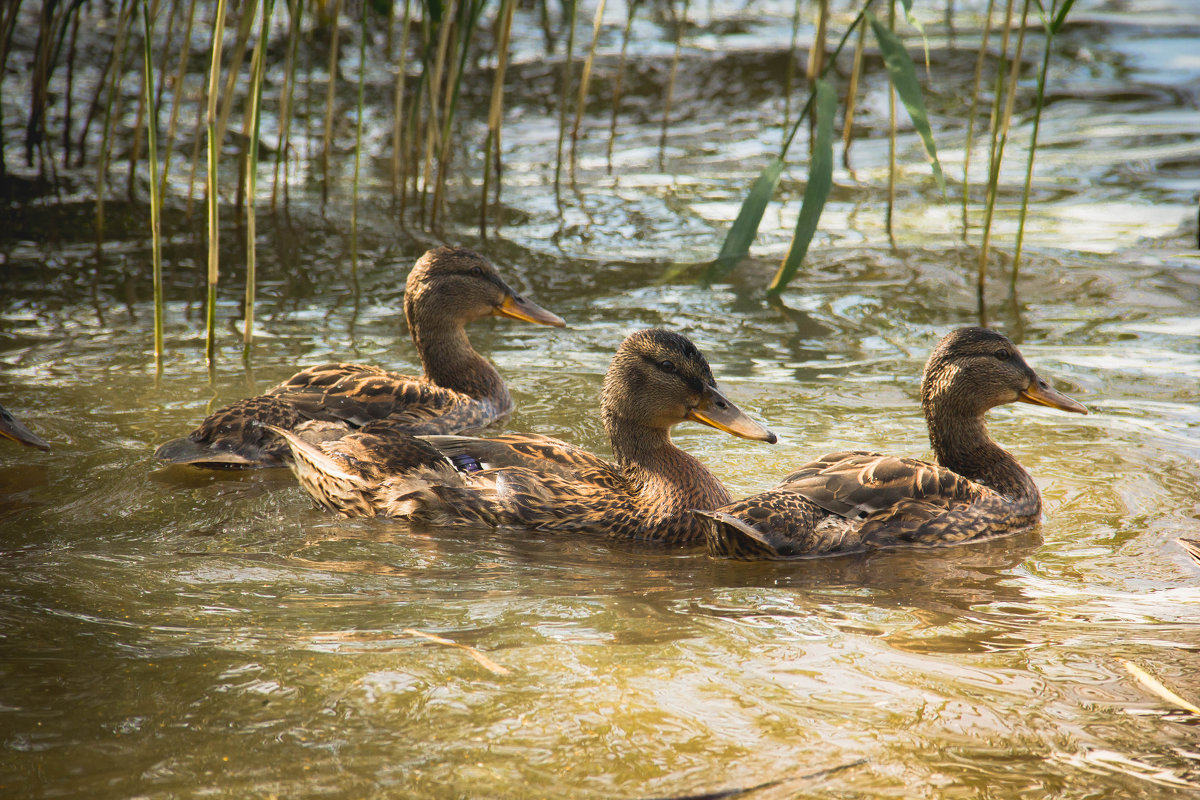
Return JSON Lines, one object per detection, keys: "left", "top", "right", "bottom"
{"left": 266, "top": 328, "right": 778, "bottom": 543}
{"left": 154, "top": 246, "right": 564, "bottom": 469}
{"left": 0, "top": 403, "right": 51, "bottom": 450}
{"left": 698, "top": 327, "right": 1088, "bottom": 559}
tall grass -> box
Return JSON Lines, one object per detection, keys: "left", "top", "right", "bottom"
{"left": 1, "top": 0, "right": 1078, "bottom": 362}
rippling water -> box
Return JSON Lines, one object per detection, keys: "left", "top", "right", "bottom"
{"left": 3, "top": 2, "right": 1199, "bottom": 797}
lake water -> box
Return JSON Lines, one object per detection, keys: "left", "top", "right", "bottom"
{"left": 2, "top": 1, "right": 1199, "bottom": 797}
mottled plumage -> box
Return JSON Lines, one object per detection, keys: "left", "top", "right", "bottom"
{"left": 270, "top": 328, "right": 777, "bottom": 543}
{"left": 699, "top": 327, "right": 1088, "bottom": 559}
{"left": 154, "top": 247, "right": 563, "bottom": 469}
{"left": 0, "top": 403, "right": 50, "bottom": 451}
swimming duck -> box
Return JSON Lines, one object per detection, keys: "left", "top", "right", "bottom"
{"left": 698, "top": 327, "right": 1087, "bottom": 559}
{"left": 267, "top": 328, "right": 777, "bottom": 543}
{"left": 0, "top": 403, "right": 51, "bottom": 450}
{"left": 154, "top": 246, "right": 564, "bottom": 468}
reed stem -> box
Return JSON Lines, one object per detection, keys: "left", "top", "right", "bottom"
{"left": 140, "top": 0, "right": 164, "bottom": 366}
{"left": 205, "top": 0, "right": 229, "bottom": 365}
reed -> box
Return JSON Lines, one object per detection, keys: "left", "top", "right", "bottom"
{"left": 606, "top": 0, "right": 637, "bottom": 175}
{"left": 554, "top": 0, "right": 578, "bottom": 209}
{"left": 351, "top": 0, "right": 366, "bottom": 235}
{"left": 390, "top": 0, "right": 413, "bottom": 204}
{"left": 975, "top": 0, "right": 1024, "bottom": 324}
{"left": 204, "top": 0, "right": 229, "bottom": 365}
{"left": 0, "top": 0, "right": 1084, "bottom": 342}
{"left": 140, "top": 0, "right": 164, "bottom": 365}
{"left": 320, "top": 0, "right": 343, "bottom": 208}
{"left": 1012, "top": 0, "right": 1077, "bottom": 293}
{"left": 243, "top": 0, "right": 274, "bottom": 356}
{"left": 95, "top": 0, "right": 134, "bottom": 244}
{"left": 657, "top": 0, "right": 688, "bottom": 170}
{"left": 481, "top": 0, "right": 517, "bottom": 237}
{"left": 272, "top": 0, "right": 303, "bottom": 209}
{"left": 570, "top": 0, "right": 607, "bottom": 178}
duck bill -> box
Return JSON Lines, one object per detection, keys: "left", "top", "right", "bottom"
{"left": 685, "top": 387, "right": 778, "bottom": 443}
{"left": 0, "top": 410, "right": 51, "bottom": 450}
{"left": 494, "top": 293, "right": 566, "bottom": 327}
{"left": 1018, "top": 377, "right": 1088, "bottom": 415}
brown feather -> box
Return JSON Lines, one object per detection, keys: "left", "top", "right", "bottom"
{"left": 154, "top": 247, "right": 561, "bottom": 469}
{"left": 274, "top": 329, "right": 776, "bottom": 544}
{"left": 701, "top": 327, "right": 1087, "bottom": 559}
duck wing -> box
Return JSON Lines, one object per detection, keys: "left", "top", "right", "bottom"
{"left": 264, "top": 420, "right": 453, "bottom": 516}
{"left": 700, "top": 451, "right": 1004, "bottom": 559}
{"left": 271, "top": 362, "right": 503, "bottom": 434}
{"left": 421, "top": 433, "right": 625, "bottom": 488}
{"left": 777, "top": 450, "right": 990, "bottom": 524}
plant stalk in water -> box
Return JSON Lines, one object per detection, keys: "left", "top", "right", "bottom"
{"left": 205, "top": 0, "right": 229, "bottom": 365}
{"left": 140, "top": 0, "right": 164, "bottom": 365}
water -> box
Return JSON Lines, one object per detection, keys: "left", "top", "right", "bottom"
{"left": 2, "top": 2, "right": 1199, "bottom": 797}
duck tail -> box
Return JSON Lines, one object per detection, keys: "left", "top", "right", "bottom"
{"left": 693, "top": 510, "right": 793, "bottom": 560}
{"left": 260, "top": 423, "right": 379, "bottom": 517}
{"left": 154, "top": 395, "right": 304, "bottom": 469}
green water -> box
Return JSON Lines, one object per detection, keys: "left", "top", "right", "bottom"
{"left": 2, "top": 2, "right": 1199, "bottom": 797}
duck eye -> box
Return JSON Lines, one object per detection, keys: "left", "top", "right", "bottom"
{"left": 995, "top": 348, "right": 1011, "bottom": 361}
{"left": 469, "top": 266, "right": 483, "bottom": 277}
{"left": 658, "top": 360, "right": 676, "bottom": 374}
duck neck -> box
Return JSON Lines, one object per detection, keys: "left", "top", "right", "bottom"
{"left": 409, "top": 312, "right": 508, "bottom": 405}
{"left": 927, "top": 409, "right": 1040, "bottom": 514}
{"left": 607, "top": 413, "right": 733, "bottom": 528}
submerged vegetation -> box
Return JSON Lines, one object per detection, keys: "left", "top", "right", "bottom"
{"left": 1, "top": 0, "right": 1076, "bottom": 361}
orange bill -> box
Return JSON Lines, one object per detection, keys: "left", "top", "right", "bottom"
{"left": 1018, "top": 376, "right": 1088, "bottom": 415}
{"left": 686, "top": 386, "right": 778, "bottom": 443}
{"left": 494, "top": 293, "right": 565, "bottom": 327}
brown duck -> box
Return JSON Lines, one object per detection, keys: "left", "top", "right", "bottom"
{"left": 154, "top": 246, "right": 563, "bottom": 468}
{"left": 267, "top": 328, "right": 777, "bottom": 543}
{"left": 0, "top": 403, "right": 50, "bottom": 450}
{"left": 699, "top": 327, "right": 1088, "bottom": 559}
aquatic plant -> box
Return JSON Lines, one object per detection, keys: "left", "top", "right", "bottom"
{"left": 0, "top": 0, "right": 1075, "bottom": 358}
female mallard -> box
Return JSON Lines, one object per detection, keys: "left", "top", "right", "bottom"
{"left": 267, "top": 328, "right": 777, "bottom": 543}
{"left": 0, "top": 403, "right": 50, "bottom": 450}
{"left": 154, "top": 246, "right": 563, "bottom": 469}
{"left": 698, "top": 327, "right": 1087, "bottom": 559}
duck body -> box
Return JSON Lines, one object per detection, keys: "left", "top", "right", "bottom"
{"left": 270, "top": 328, "right": 777, "bottom": 544}
{"left": 155, "top": 247, "right": 563, "bottom": 469}
{"left": 700, "top": 327, "right": 1088, "bottom": 560}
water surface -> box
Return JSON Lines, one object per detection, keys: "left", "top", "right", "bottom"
{"left": 2, "top": 1, "right": 1199, "bottom": 797}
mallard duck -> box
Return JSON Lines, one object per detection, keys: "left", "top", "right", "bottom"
{"left": 698, "top": 327, "right": 1088, "bottom": 559}
{"left": 154, "top": 246, "right": 564, "bottom": 469}
{"left": 267, "top": 328, "right": 778, "bottom": 543}
{"left": 0, "top": 403, "right": 50, "bottom": 451}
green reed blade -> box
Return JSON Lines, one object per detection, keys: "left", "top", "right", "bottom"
{"left": 272, "top": 0, "right": 302, "bottom": 210}
{"left": 768, "top": 79, "right": 835, "bottom": 296}
{"left": 481, "top": 0, "right": 516, "bottom": 237}
{"left": 867, "top": 10, "right": 946, "bottom": 195}
{"left": 703, "top": 157, "right": 785, "bottom": 283}
{"left": 140, "top": 0, "right": 163, "bottom": 365}
{"left": 321, "top": 0, "right": 343, "bottom": 208}
{"left": 351, "top": 0, "right": 366, "bottom": 235}
{"left": 244, "top": 0, "right": 273, "bottom": 357}
{"left": 570, "top": 0, "right": 607, "bottom": 180}
{"left": 205, "top": 0, "right": 228, "bottom": 365}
